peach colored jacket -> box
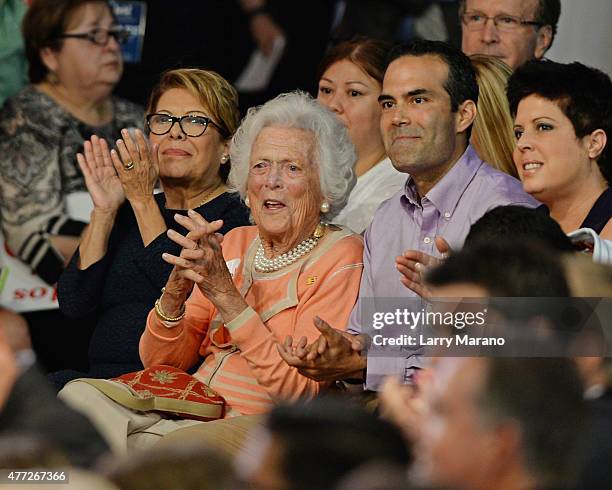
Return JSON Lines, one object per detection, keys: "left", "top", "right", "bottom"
{"left": 140, "top": 225, "right": 363, "bottom": 416}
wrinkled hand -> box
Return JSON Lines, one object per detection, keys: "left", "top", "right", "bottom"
{"left": 250, "top": 12, "right": 284, "bottom": 56}
{"left": 162, "top": 265, "right": 196, "bottom": 313}
{"left": 77, "top": 135, "right": 125, "bottom": 212}
{"left": 396, "top": 237, "right": 451, "bottom": 299}
{"left": 162, "top": 216, "right": 226, "bottom": 302}
{"left": 110, "top": 128, "right": 159, "bottom": 203}
{"left": 163, "top": 210, "right": 245, "bottom": 322}
{"left": 277, "top": 317, "right": 367, "bottom": 382}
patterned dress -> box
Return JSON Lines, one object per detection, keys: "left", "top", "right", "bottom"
{"left": 0, "top": 85, "right": 143, "bottom": 284}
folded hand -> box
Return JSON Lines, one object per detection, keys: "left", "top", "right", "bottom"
{"left": 277, "top": 317, "right": 367, "bottom": 382}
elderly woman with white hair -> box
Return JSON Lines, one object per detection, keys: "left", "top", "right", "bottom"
{"left": 58, "top": 91, "right": 363, "bottom": 454}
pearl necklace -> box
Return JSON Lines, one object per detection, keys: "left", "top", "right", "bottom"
{"left": 254, "top": 223, "right": 326, "bottom": 273}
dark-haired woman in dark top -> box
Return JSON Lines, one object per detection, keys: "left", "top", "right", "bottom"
{"left": 52, "top": 69, "right": 250, "bottom": 389}
{"left": 508, "top": 60, "right": 612, "bottom": 240}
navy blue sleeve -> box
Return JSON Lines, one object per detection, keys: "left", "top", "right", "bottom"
{"left": 57, "top": 247, "right": 113, "bottom": 319}
{"left": 132, "top": 231, "right": 179, "bottom": 291}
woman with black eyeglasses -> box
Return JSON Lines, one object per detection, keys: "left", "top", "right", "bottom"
{"left": 51, "top": 68, "right": 249, "bottom": 389}
{"left": 0, "top": 0, "right": 142, "bottom": 374}
{"left": 0, "top": 0, "right": 141, "bottom": 285}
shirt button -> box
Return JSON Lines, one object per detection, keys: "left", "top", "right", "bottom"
{"left": 423, "top": 237, "right": 432, "bottom": 244}
{"left": 444, "top": 212, "right": 451, "bottom": 219}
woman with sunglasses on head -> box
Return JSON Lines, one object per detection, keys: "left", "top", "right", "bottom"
{"left": 51, "top": 68, "right": 249, "bottom": 389}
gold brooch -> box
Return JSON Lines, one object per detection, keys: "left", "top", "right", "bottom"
{"left": 306, "top": 276, "right": 317, "bottom": 285}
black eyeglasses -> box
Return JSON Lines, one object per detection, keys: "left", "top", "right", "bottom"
{"left": 58, "top": 27, "right": 130, "bottom": 46}
{"left": 461, "top": 11, "right": 544, "bottom": 32}
{"left": 146, "top": 113, "right": 228, "bottom": 138}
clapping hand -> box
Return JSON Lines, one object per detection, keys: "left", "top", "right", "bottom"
{"left": 109, "top": 128, "right": 159, "bottom": 204}
{"left": 396, "top": 237, "right": 451, "bottom": 299}
{"left": 77, "top": 135, "right": 125, "bottom": 213}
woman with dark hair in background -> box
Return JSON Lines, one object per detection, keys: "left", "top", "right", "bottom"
{"left": 316, "top": 38, "right": 404, "bottom": 233}
{"left": 0, "top": 0, "right": 142, "bottom": 284}
{"left": 508, "top": 60, "right": 612, "bottom": 239}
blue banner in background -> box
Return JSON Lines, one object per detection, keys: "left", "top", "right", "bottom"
{"left": 110, "top": 0, "right": 147, "bottom": 63}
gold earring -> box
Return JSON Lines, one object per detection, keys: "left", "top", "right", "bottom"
{"left": 47, "top": 71, "right": 59, "bottom": 84}
{"left": 221, "top": 155, "right": 229, "bottom": 163}
{"left": 320, "top": 201, "right": 330, "bottom": 214}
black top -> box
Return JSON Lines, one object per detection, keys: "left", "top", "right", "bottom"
{"left": 52, "top": 192, "right": 249, "bottom": 389}
{"left": 580, "top": 187, "right": 612, "bottom": 234}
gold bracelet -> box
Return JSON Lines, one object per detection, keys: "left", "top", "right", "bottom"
{"left": 154, "top": 288, "right": 186, "bottom": 322}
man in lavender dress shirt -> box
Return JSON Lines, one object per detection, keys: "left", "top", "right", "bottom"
{"left": 278, "top": 40, "right": 537, "bottom": 390}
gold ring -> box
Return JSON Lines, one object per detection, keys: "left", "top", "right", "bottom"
{"left": 124, "top": 161, "right": 134, "bottom": 170}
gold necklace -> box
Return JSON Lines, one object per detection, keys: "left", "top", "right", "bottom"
{"left": 164, "top": 185, "right": 223, "bottom": 210}
{"left": 192, "top": 184, "right": 223, "bottom": 209}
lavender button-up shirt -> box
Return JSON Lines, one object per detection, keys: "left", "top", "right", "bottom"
{"left": 347, "top": 145, "right": 539, "bottom": 390}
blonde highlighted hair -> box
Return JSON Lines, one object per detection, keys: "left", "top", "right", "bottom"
{"left": 470, "top": 55, "right": 518, "bottom": 178}
{"left": 146, "top": 68, "right": 240, "bottom": 140}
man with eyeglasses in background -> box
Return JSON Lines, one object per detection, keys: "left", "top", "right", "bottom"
{"left": 459, "top": 0, "right": 561, "bottom": 69}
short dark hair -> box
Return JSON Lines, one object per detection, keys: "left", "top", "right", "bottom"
{"left": 458, "top": 0, "right": 561, "bottom": 46}
{"left": 478, "top": 358, "right": 585, "bottom": 486}
{"left": 387, "top": 39, "right": 479, "bottom": 113}
{"left": 465, "top": 205, "right": 575, "bottom": 253}
{"left": 23, "top": 0, "right": 113, "bottom": 83}
{"left": 507, "top": 60, "right": 612, "bottom": 183}
{"left": 426, "top": 240, "right": 570, "bottom": 297}
{"left": 267, "top": 398, "right": 410, "bottom": 490}
{"left": 317, "top": 37, "right": 392, "bottom": 86}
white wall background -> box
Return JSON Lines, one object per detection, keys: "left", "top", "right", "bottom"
{"left": 546, "top": 0, "right": 612, "bottom": 75}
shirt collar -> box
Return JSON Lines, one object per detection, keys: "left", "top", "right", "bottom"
{"left": 402, "top": 145, "right": 483, "bottom": 217}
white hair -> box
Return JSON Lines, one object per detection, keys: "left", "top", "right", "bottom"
{"left": 229, "top": 91, "right": 357, "bottom": 220}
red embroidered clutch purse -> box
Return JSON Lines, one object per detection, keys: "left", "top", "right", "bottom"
{"left": 82, "top": 365, "right": 225, "bottom": 421}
